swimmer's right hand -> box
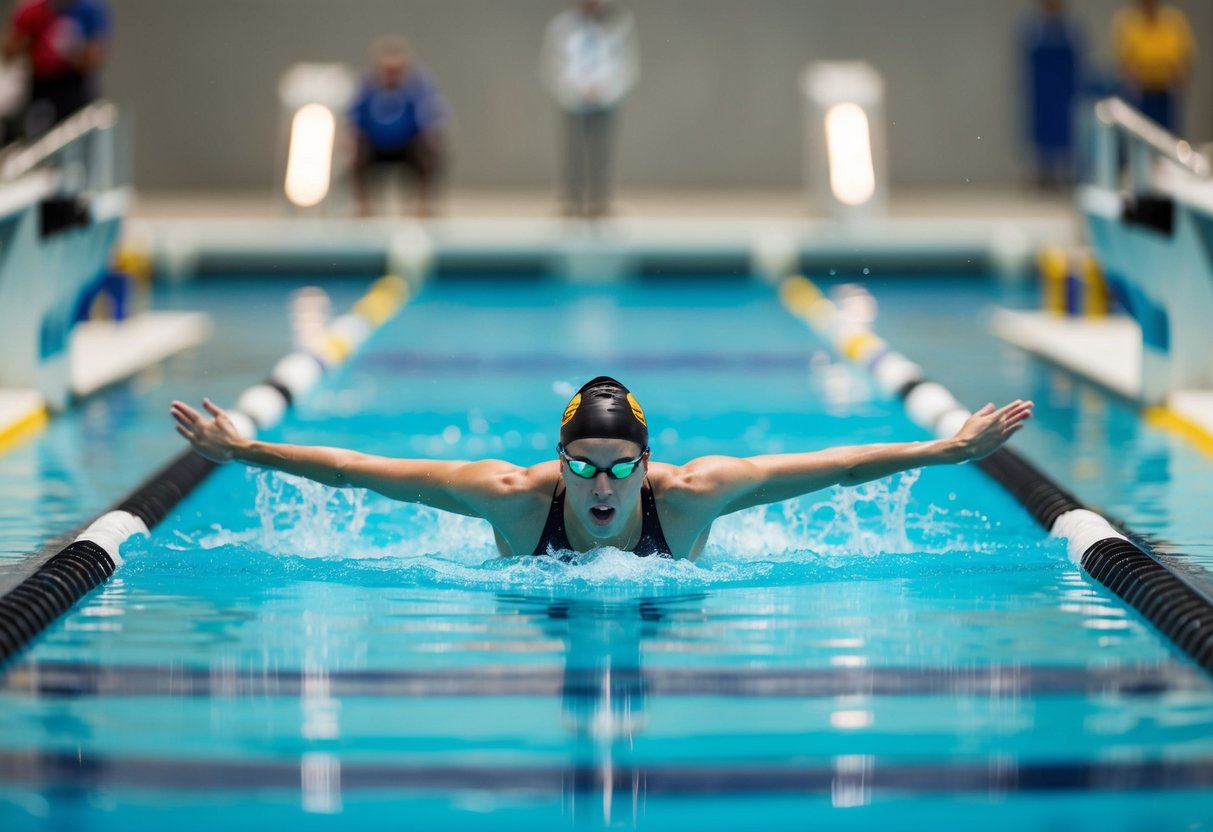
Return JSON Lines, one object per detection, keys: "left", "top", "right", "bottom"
{"left": 171, "top": 398, "right": 244, "bottom": 463}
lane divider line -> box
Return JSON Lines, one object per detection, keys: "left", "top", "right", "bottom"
{"left": 779, "top": 275, "right": 1213, "bottom": 675}
{"left": 0, "top": 273, "right": 415, "bottom": 666}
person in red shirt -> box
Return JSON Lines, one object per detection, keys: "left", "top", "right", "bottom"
{"left": 2, "top": 0, "right": 109, "bottom": 137}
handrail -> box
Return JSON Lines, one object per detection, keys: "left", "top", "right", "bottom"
{"left": 1093, "top": 96, "right": 1210, "bottom": 178}
{"left": 0, "top": 100, "right": 119, "bottom": 182}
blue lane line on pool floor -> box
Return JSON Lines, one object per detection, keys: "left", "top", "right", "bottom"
{"left": 2, "top": 661, "right": 1206, "bottom": 698}
{"left": 1, "top": 750, "right": 1211, "bottom": 794}
{"left": 355, "top": 350, "right": 816, "bottom": 374}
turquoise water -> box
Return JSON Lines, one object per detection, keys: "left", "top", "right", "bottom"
{"left": 1, "top": 277, "right": 1212, "bottom": 829}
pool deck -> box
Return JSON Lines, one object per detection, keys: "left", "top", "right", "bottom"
{"left": 125, "top": 187, "right": 1080, "bottom": 221}
{"left": 123, "top": 187, "right": 1079, "bottom": 282}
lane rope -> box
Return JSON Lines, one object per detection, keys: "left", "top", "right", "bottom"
{"left": 0, "top": 274, "right": 413, "bottom": 665}
{"left": 780, "top": 275, "right": 1213, "bottom": 675}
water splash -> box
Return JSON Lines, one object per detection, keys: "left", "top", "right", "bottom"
{"left": 132, "top": 467, "right": 1063, "bottom": 592}
{"left": 193, "top": 471, "right": 373, "bottom": 558}
{"left": 705, "top": 469, "right": 980, "bottom": 560}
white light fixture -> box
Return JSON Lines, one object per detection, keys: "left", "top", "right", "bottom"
{"left": 824, "top": 102, "right": 876, "bottom": 206}
{"left": 284, "top": 103, "right": 336, "bottom": 208}
{"left": 802, "top": 61, "right": 887, "bottom": 221}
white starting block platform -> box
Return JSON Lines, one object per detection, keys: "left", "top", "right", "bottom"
{"left": 0, "top": 311, "right": 212, "bottom": 451}
{"left": 991, "top": 307, "right": 1213, "bottom": 439}
{"left": 69, "top": 311, "right": 213, "bottom": 398}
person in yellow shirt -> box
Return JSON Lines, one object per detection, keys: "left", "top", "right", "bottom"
{"left": 1112, "top": 0, "right": 1195, "bottom": 132}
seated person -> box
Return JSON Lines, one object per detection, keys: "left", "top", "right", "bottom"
{"left": 349, "top": 35, "right": 447, "bottom": 217}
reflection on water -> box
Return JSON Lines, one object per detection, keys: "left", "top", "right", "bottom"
{"left": 498, "top": 591, "right": 705, "bottom": 824}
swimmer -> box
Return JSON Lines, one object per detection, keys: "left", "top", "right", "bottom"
{"left": 171, "top": 376, "right": 1033, "bottom": 560}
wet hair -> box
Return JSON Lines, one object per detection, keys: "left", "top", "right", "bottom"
{"left": 559, "top": 376, "right": 648, "bottom": 449}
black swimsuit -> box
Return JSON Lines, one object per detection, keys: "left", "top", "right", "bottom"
{"left": 530, "top": 481, "right": 673, "bottom": 558}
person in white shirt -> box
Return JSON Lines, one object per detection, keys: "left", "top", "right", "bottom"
{"left": 541, "top": 0, "right": 638, "bottom": 218}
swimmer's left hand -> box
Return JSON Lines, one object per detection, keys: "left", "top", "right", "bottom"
{"left": 949, "top": 399, "right": 1034, "bottom": 461}
{"left": 171, "top": 398, "right": 245, "bottom": 463}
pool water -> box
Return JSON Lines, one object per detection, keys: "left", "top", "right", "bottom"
{"left": 1, "top": 277, "right": 1211, "bottom": 830}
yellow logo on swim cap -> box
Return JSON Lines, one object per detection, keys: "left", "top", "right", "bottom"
{"left": 561, "top": 393, "right": 582, "bottom": 426}
{"left": 627, "top": 393, "right": 647, "bottom": 426}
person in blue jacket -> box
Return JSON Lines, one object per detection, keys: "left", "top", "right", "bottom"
{"left": 349, "top": 36, "right": 448, "bottom": 217}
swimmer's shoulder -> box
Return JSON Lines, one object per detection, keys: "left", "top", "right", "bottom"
{"left": 648, "top": 459, "right": 739, "bottom": 560}
{"left": 465, "top": 459, "right": 560, "bottom": 501}
{"left": 648, "top": 456, "right": 746, "bottom": 500}
{"left": 466, "top": 460, "right": 560, "bottom": 556}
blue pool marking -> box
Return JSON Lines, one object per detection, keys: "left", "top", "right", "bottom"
{"left": 2, "top": 660, "right": 1206, "bottom": 698}
{"left": 355, "top": 350, "right": 816, "bottom": 374}
{"left": 1, "top": 749, "right": 1211, "bottom": 794}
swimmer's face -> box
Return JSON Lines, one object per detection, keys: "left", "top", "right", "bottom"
{"left": 560, "top": 438, "right": 648, "bottom": 542}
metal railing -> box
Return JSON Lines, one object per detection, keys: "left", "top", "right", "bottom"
{"left": 0, "top": 100, "right": 122, "bottom": 193}
{"left": 1091, "top": 96, "right": 1210, "bottom": 192}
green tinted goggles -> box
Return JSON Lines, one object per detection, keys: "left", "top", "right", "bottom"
{"left": 558, "top": 444, "right": 647, "bottom": 480}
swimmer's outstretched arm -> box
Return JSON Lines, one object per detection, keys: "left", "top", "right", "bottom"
{"left": 170, "top": 399, "right": 534, "bottom": 518}
{"left": 678, "top": 400, "right": 1033, "bottom": 516}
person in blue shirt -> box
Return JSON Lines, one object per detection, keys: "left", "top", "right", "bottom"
{"left": 348, "top": 36, "right": 447, "bottom": 217}
{"left": 1021, "top": 0, "right": 1084, "bottom": 189}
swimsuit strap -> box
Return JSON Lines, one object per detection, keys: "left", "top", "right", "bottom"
{"left": 635, "top": 482, "right": 673, "bottom": 558}
{"left": 530, "top": 480, "right": 673, "bottom": 559}
{"left": 531, "top": 483, "right": 573, "bottom": 557}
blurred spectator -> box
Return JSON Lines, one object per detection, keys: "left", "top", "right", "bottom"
{"left": 1021, "top": 0, "right": 1083, "bottom": 189}
{"left": 349, "top": 36, "right": 447, "bottom": 217}
{"left": 1112, "top": 0, "right": 1195, "bottom": 133}
{"left": 541, "top": 0, "right": 638, "bottom": 219}
{"left": 2, "top": 0, "right": 109, "bottom": 139}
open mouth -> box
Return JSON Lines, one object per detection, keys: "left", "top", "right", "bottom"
{"left": 589, "top": 505, "right": 616, "bottom": 525}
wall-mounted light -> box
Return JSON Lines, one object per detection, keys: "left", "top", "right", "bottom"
{"left": 824, "top": 102, "right": 876, "bottom": 206}
{"left": 284, "top": 103, "right": 336, "bottom": 208}
{"left": 801, "top": 62, "right": 887, "bottom": 221}
{"left": 278, "top": 64, "right": 357, "bottom": 213}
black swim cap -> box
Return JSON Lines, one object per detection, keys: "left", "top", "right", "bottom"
{"left": 559, "top": 376, "right": 649, "bottom": 448}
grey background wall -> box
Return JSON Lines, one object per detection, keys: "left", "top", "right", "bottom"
{"left": 26, "top": 0, "right": 1213, "bottom": 192}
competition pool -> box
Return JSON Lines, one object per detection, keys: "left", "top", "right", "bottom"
{"left": 2, "top": 276, "right": 1213, "bottom": 830}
